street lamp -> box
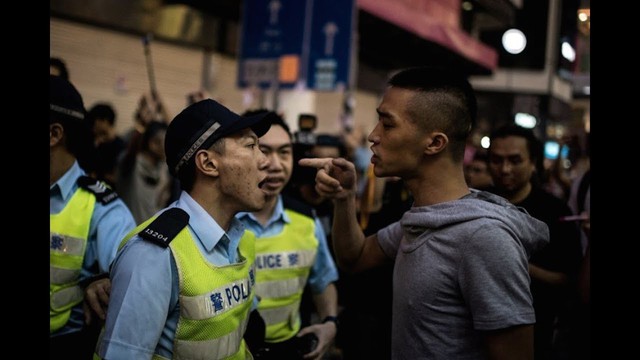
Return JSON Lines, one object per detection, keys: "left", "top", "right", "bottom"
{"left": 502, "top": 28, "right": 527, "bottom": 55}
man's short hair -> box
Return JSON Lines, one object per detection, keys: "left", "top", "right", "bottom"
{"left": 489, "top": 124, "right": 543, "bottom": 164}
{"left": 388, "top": 66, "right": 477, "bottom": 161}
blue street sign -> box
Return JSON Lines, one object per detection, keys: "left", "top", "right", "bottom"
{"left": 238, "top": 0, "right": 308, "bottom": 89}
{"left": 237, "top": 0, "right": 355, "bottom": 91}
{"left": 306, "top": 0, "right": 356, "bottom": 91}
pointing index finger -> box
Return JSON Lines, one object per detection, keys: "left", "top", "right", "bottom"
{"left": 298, "top": 157, "right": 333, "bottom": 169}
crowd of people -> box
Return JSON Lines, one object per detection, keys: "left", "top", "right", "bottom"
{"left": 50, "top": 57, "right": 590, "bottom": 359}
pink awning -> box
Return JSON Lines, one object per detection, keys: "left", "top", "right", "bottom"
{"left": 357, "top": 0, "right": 498, "bottom": 71}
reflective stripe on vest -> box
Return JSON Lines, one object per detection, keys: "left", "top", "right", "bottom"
{"left": 254, "top": 275, "right": 307, "bottom": 299}
{"left": 173, "top": 319, "right": 249, "bottom": 360}
{"left": 50, "top": 285, "right": 84, "bottom": 312}
{"left": 255, "top": 249, "right": 317, "bottom": 270}
{"left": 253, "top": 209, "right": 318, "bottom": 342}
{"left": 50, "top": 233, "right": 86, "bottom": 257}
{"left": 180, "top": 276, "right": 254, "bottom": 320}
{"left": 50, "top": 267, "right": 81, "bottom": 285}
{"left": 50, "top": 187, "right": 95, "bottom": 332}
{"left": 258, "top": 300, "right": 301, "bottom": 327}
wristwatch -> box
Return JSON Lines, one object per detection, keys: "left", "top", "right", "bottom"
{"left": 322, "top": 315, "right": 339, "bottom": 329}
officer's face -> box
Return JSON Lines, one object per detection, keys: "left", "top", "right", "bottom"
{"left": 215, "top": 128, "right": 270, "bottom": 212}
{"left": 258, "top": 125, "right": 293, "bottom": 198}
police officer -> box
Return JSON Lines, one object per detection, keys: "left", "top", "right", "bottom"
{"left": 97, "top": 99, "right": 277, "bottom": 359}
{"left": 50, "top": 75, "right": 136, "bottom": 359}
{"left": 237, "top": 111, "right": 339, "bottom": 360}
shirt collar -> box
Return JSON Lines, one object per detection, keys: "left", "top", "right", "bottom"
{"left": 236, "top": 195, "right": 290, "bottom": 227}
{"left": 50, "top": 161, "right": 83, "bottom": 201}
{"left": 177, "top": 191, "right": 246, "bottom": 253}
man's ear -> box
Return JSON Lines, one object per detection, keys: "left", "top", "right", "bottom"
{"left": 194, "top": 149, "right": 220, "bottom": 178}
{"left": 424, "top": 132, "right": 449, "bottom": 155}
{"left": 50, "top": 123, "right": 64, "bottom": 147}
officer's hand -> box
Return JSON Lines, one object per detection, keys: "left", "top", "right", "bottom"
{"left": 297, "top": 322, "right": 337, "bottom": 360}
{"left": 83, "top": 278, "right": 111, "bottom": 325}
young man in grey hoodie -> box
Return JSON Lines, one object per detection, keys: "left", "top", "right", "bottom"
{"left": 300, "top": 67, "right": 549, "bottom": 360}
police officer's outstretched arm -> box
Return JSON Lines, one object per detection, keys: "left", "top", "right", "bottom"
{"left": 298, "top": 157, "right": 387, "bottom": 273}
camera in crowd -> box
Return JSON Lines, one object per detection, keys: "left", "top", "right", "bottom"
{"left": 293, "top": 113, "right": 318, "bottom": 148}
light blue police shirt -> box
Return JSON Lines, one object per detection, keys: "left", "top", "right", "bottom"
{"left": 236, "top": 195, "right": 339, "bottom": 294}
{"left": 98, "top": 191, "right": 258, "bottom": 360}
{"left": 49, "top": 161, "right": 136, "bottom": 337}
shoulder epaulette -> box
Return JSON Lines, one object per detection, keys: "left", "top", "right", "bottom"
{"left": 139, "top": 208, "right": 190, "bottom": 248}
{"left": 77, "top": 176, "right": 118, "bottom": 205}
{"left": 282, "top": 194, "right": 315, "bottom": 219}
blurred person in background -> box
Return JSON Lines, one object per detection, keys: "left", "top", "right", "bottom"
{"left": 295, "top": 134, "right": 349, "bottom": 237}
{"left": 50, "top": 75, "right": 135, "bottom": 359}
{"left": 567, "top": 132, "right": 590, "bottom": 256}
{"left": 465, "top": 149, "right": 493, "bottom": 191}
{"left": 486, "top": 124, "right": 582, "bottom": 360}
{"left": 186, "top": 88, "right": 211, "bottom": 105}
{"left": 116, "top": 120, "right": 171, "bottom": 224}
{"left": 541, "top": 143, "right": 572, "bottom": 202}
{"left": 87, "top": 103, "right": 125, "bottom": 188}
{"left": 565, "top": 132, "right": 590, "bottom": 360}
{"left": 343, "top": 128, "right": 372, "bottom": 197}
{"left": 122, "top": 91, "right": 171, "bottom": 147}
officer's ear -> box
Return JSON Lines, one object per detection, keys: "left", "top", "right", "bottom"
{"left": 194, "top": 148, "right": 220, "bottom": 178}
{"left": 50, "top": 123, "right": 64, "bottom": 147}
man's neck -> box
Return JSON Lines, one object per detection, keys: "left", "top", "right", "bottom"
{"left": 253, "top": 195, "right": 278, "bottom": 226}
{"left": 407, "top": 161, "right": 471, "bottom": 207}
{"left": 190, "top": 185, "right": 236, "bottom": 232}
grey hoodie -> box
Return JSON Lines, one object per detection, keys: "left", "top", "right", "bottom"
{"left": 377, "top": 189, "right": 549, "bottom": 360}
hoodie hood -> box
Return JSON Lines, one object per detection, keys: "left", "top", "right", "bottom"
{"left": 400, "top": 189, "right": 549, "bottom": 258}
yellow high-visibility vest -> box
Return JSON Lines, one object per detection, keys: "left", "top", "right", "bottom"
{"left": 101, "top": 208, "right": 257, "bottom": 359}
{"left": 252, "top": 209, "right": 317, "bottom": 343}
{"left": 50, "top": 188, "right": 95, "bottom": 333}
